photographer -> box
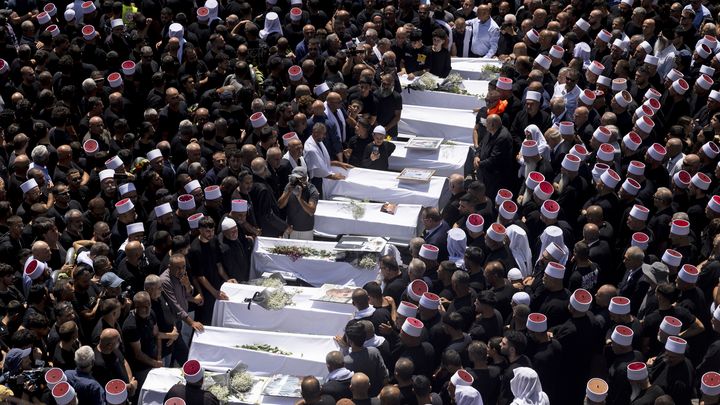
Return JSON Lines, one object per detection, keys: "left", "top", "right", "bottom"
{"left": 1, "top": 347, "right": 41, "bottom": 402}
{"left": 278, "top": 166, "right": 319, "bottom": 240}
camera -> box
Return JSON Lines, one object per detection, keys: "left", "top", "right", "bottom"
{"left": 289, "top": 176, "right": 304, "bottom": 187}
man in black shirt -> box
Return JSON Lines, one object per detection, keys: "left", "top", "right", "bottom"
{"left": 374, "top": 74, "right": 402, "bottom": 137}
{"left": 94, "top": 328, "right": 136, "bottom": 396}
{"left": 361, "top": 126, "right": 395, "bottom": 171}
{"left": 187, "top": 216, "right": 232, "bottom": 324}
{"left": 121, "top": 292, "right": 160, "bottom": 388}
{"left": 380, "top": 255, "right": 407, "bottom": 305}
{"left": 497, "top": 330, "right": 533, "bottom": 405}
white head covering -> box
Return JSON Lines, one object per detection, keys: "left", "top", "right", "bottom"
{"left": 510, "top": 367, "right": 551, "bottom": 405}
{"left": 506, "top": 224, "right": 532, "bottom": 277}
{"left": 260, "top": 12, "right": 283, "bottom": 40}
{"left": 538, "top": 226, "right": 568, "bottom": 265}
{"left": 454, "top": 385, "right": 484, "bottom": 405}
{"left": 517, "top": 125, "right": 550, "bottom": 177}
{"left": 447, "top": 228, "right": 467, "bottom": 267}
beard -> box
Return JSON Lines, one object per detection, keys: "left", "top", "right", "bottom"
{"left": 630, "top": 384, "right": 642, "bottom": 401}
{"left": 557, "top": 173, "right": 568, "bottom": 193}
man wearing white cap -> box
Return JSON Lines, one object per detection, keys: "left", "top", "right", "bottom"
{"left": 165, "top": 359, "right": 220, "bottom": 402}
{"left": 622, "top": 362, "right": 664, "bottom": 404}
{"left": 525, "top": 312, "right": 562, "bottom": 401}
{"left": 647, "top": 336, "right": 694, "bottom": 404}
{"left": 510, "top": 92, "right": 552, "bottom": 151}
{"left": 394, "top": 317, "right": 435, "bottom": 376}
{"left": 217, "top": 216, "right": 250, "bottom": 283}
{"left": 550, "top": 288, "right": 599, "bottom": 403}
{"left": 528, "top": 262, "right": 570, "bottom": 327}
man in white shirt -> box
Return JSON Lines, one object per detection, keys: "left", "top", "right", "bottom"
{"left": 470, "top": 5, "right": 499, "bottom": 58}
{"left": 304, "top": 122, "right": 352, "bottom": 197}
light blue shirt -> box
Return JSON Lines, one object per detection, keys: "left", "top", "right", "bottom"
{"left": 470, "top": 17, "right": 500, "bottom": 58}
{"left": 684, "top": 4, "right": 711, "bottom": 29}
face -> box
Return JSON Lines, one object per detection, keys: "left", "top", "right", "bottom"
{"left": 239, "top": 175, "right": 253, "bottom": 194}
{"left": 134, "top": 298, "right": 151, "bottom": 319}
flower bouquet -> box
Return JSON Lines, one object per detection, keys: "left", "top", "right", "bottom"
{"left": 267, "top": 245, "right": 335, "bottom": 262}
{"left": 237, "top": 343, "right": 293, "bottom": 356}
{"left": 476, "top": 64, "right": 503, "bottom": 81}
{"left": 203, "top": 363, "right": 268, "bottom": 404}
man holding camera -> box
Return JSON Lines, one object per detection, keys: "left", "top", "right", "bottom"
{"left": 278, "top": 166, "right": 319, "bottom": 240}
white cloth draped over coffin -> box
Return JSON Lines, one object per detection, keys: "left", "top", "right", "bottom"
{"left": 250, "top": 237, "right": 381, "bottom": 287}
{"left": 212, "top": 283, "right": 353, "bottom": 335}
{"left": 450, "top": 57, "right": 503, "bottom": 80}
{"left": 322, "top": 167, "right": 450, "bottom": 208}
{"left": 139, "top": 367, "right": 298, "bottom": 405}
{"left": 313, "top": 200, "right": 422, "bottom": 241}
{"left": 398, "top": 105, "right": 477, "bottom": 143}
{"left": 189, "top": 326, "right": 338, "bottom": 377}
{"left": 389, "top": 141, "right": 470, "bottom": 177}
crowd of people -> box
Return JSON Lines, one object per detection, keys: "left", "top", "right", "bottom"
{"left": 0, "top": 0, "right": 720, "bottom": 403}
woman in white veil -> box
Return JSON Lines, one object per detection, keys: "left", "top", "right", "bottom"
{"left": 506, "top": 224, "right": 532, "bottom": 277}
{"left": 510, "top": 367, "right": 550, "bottom": 405}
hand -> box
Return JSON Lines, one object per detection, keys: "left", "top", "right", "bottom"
{"left": 193, "top": 293, "right": 204, "bottom": 306}
{"left": 191, "top": 321, "right": 205, "bottom": 332}
{"left": 167, "top": 328, "right": 179, "bottom": 343}
{"left": 370, "top": 151, "right": 380, "bottom": 161}
{"left": 217, "top": 291, "right": 229, "bottom": 300}
{"left": 329, "top": 173, "right": 346, "bottom": 180}
{"left": 340, "top": 162, "right": 354, "bottom": 169}
{"left": 293, "top": 185, "right": 302, "bottom": 196}
{"left": 334, "top": 335, "right": 348, "bottom": 347}
{"left": 180, "top": 273, "right": 191, "bottom": 288}
{"left": 473, "top": 156, "right": 480, "bottom": 169}
{"left": 647, "top": 356, "right": 656, "bottom": 366}
{"left": 154, "top": 360, "right": 163, "bottom": 368}
{"left": 343, "top": 148, "right": 352, "bottom": 159}
{"left": 377, "top": 322, "right": 393, "bottom": 336}
{"left": 127, "top": 378, "right": 138, "bottom": 395}
{"left": 0, "top": 385, "right": 14, "bottom": 399}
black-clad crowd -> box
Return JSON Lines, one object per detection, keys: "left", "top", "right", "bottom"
{"left": 2, "top": 0, "right": 720, "bottom": 403}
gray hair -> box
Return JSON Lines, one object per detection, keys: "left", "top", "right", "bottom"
{"left": 408, "top": 259, "right": 426, "bottom": 278}
{"left": 75, "top": 345, "right": 95, "bottom": 369}
{"left": 179, "top": 120, "right": 194, "bottom": 133}
{"left": 64, "top": 209, "right": 82, "bottom": 223}
{"left": 31, "top": 145, "right": 49, "bottom": 163}
{"left": 82, "top": 78, "right": 97, "bottom": 93}
{"left": 144, "top": 108, "right": 158, "bottom": 119}
{"left": 452, "top": 270, "right": 470, "bottom": 285}
{"left": 144, "top": 274, "right": 161, "bottom": 290}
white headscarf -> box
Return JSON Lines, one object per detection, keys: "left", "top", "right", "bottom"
{"left": 447, "top": 228, "right": 467, "bottom": 267}
{"left": 538, "top": 226, "right": 568, "bottom": 265}
{"left": 506, "top": 224, "right": 533, "bottom": 277}
{"left": 455, "top": 385, "right": 484, "bottom": 405}
{"left": 260, "top": 12, "right": 283, "bottom": 40}
{"left": 510, "top": 367, "right": 550, "bottom": 405}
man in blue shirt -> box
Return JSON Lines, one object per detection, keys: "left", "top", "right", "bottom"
{"left": 66, "top": 345, "right": 105, "bottom": 404}
{"left": 470, "top": 5, "right": 500, "bottom": 58}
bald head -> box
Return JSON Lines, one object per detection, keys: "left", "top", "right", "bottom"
{"left": 486, "top": 114, "right": 502, "bottom": 132}
{"left": 351, "top": 373, "right": 369, "bottom": 394}
{"left": 585, "top": 205, "right": 603, "bottom": 223}
{"left": 583, "top": 223, "right": 599, "bottom": 242}
{"left": 325, "top": 350, "right": 345, "bottom": 370}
